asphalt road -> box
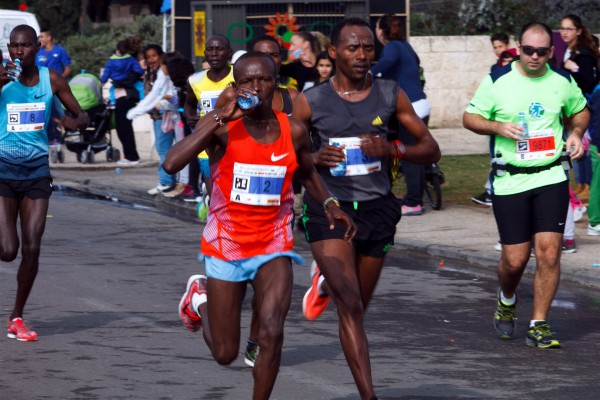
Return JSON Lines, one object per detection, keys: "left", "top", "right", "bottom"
{"left": 1, "top": 193, "right": 599, "bottom": 399}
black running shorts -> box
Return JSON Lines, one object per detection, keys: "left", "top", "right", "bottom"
{"left": 492, "top": 181, "right": 569, "bottom": 245}
{"left": 302, "top": 192, "right": 402, "bottom": 258}
{"left": 0, "top": 177, "right": 53, "bottom": 200}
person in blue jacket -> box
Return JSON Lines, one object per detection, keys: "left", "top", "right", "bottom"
{"left": 101, "top": 40, "right": 144, "bottom": 164}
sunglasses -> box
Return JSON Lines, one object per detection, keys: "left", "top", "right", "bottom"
{"left": 520, "top": 45, "right": 551, "bottom": 57}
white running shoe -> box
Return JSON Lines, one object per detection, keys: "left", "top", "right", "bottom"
{"left": 588, "top": 224, "right": 600, "bottom": 236}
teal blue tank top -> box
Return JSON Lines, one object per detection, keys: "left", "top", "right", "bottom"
{"left": 0, "top": 66, "right": 53, "bottom": 180}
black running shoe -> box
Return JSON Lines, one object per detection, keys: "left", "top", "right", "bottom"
{"left": 493, "top": 290, "right": 517, "bottom": 339}
{"left": 471, "top": 191, "right": 493, "bottom": 206}
{"left": 526, "top": 321, "right": 561, "bottom": 348}
{"left": 244, "top": 340, "right": 259, "bottom": 367}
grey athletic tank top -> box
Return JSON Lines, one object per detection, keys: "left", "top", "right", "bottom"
{"left": 304, "top": 77, "right": 398, "bottom": 201}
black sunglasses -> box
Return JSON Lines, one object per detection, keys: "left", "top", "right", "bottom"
{"left": 520, "top": 45, "right": 551, "bottom": 57}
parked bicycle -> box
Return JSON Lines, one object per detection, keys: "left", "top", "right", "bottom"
{"left": 392, "top": 160, "right": 445, "bottom": 210}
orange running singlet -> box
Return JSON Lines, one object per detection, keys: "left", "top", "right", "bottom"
{"left": 201, "top": 111, "right": 298, "bottom": 260}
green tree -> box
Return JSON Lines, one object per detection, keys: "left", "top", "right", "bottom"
{"left": 63, "top": 14, "right": 163, "bottom": 77}
{"left": 28, "top": 0, "right": 82, "bottom": 41}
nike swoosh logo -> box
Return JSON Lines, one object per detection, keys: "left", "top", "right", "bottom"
{"left": 271, "top": 152, "right": 288, "bottom": 162}
{"left": 34, "top": 94, "right": 44, "bottom": 99}
{"left": 559, "top": 223, "right": 565, "bottom": 226}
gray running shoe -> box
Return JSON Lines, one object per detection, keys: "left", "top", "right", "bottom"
{"left": 493, "top": 290, "right": 517, "bottom": 339}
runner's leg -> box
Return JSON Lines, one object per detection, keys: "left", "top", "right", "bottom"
{"left": 354, "top": 254, "right": 385, "bottom": 310}
{"left": 311, "top": 239, "right": 376, "bottom": 399}
{"left": 251, "top": 257, "right": 293, "bottom": 400}
{"left": 0, "top": 196, "right": 19, "bottom": 262}
{"left": 10, "top": 196, "right": 49, "bottom": 319}
{"left": 201, "top": 278, "right": 247, "bottom": 364}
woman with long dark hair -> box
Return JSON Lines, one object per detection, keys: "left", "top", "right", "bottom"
{"left": 560, "top": 15, "right": 599, "bottom": 203}
{"left": 372, "top": 14, "right": 431, "bottom": 216}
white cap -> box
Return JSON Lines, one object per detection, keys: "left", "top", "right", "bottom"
{"left": 231, "top": 50, "right": 247, "bottom": 64}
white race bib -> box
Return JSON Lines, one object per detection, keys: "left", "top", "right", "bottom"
{"left": 231, "top": 162, "right": 287, "bottom": 206}
{"left": 7, "top": 102, "right": 46, "bottom": 133}
{"left": 329, "top": 137, "right": 381, "bottom": 176}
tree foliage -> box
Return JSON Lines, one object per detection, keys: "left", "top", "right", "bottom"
{"left": 29, "top": 0, "right": 82, "bottom": 41}
{"left": 411, "top": 0, "right": 600, "bottom": 36}
{"left": 63, "top": 14, "right": 163, "bottom": 77}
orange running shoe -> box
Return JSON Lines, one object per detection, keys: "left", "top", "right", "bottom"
{"left": 7, "top": 318, "right": 38, "bottom": 342}
{"left": 302, "top": 261, "right": 329, "bottom": 320}
{"left": 178, "top": 275, "right": 207, "bottom": 332}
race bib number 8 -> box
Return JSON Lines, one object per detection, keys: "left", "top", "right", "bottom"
{"left": 231, "top": 162, "right": 287, "bottom": 206}
{"left": 329, "top": 137, "right": 381, "bottom": 176}
{"left": 7, "top": 102, "right": 46, "bottom": 133}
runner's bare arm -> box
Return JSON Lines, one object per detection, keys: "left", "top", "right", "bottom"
{"left": 214, "top": 86, "right": 235, "bottom": 109}
{"left": 50, "top": 69, "right": 89, "bottom": 131}
{"left": 183, "top": 81, "right": 200, "bottom": 128}
{"left": 291, "top": 117, "right": 357, "bottom": 241}
{"left": 394, "top": 88, "right": 440, "bottom": 163}
{"left": 463, "top": 112, "right": 525, "bottom": 140}
{"left": 164, "top": 90, "right": 245, "bottom": 174}
{"left": 565, "top": 108, "right": 590, "bottom": 160}
{"left": 291, "top": 93, "right": 344, "bottom": 167}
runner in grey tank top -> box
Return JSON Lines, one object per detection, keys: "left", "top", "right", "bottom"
{"left": 293, "top": 18, "right": 441, "bottom": 400}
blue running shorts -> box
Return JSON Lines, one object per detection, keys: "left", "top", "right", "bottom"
{"left": 205, "top": 252, "right": 305, "bottom": 282}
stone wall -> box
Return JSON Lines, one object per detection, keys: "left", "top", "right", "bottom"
{"left": 410, "top": 35, "right": 515, "bottom": 128}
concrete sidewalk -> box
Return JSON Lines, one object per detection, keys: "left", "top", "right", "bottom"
{"left": 50, "top": 125, "right": 600, "bottom": 289}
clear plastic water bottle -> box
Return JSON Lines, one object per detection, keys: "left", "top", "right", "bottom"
{"left": 237, "top": 94, "right": 260, "bottom": 110}
{"left": 10, "top": 59, "right": 21, "bottom": 80}
{"left": 329, "top": 142, "right": 346, "bottom": 176}
{"left": 493, "top": 151, "right": 506, "bottom": 177}
{"left": 518, "top": 112, "right": 529, "bottom": 138}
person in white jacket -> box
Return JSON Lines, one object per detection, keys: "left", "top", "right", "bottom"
{"left": 127, "top": 48, "right": 181, "bottom": 195}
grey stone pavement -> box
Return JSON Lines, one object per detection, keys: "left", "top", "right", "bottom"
{"left": 50, "top": 124, "right": 600, "bottom": 289}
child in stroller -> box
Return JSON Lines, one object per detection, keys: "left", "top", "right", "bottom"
{"left": 61, "top": 72, "right": 121, "bottom": 163}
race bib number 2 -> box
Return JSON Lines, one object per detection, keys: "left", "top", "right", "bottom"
{"left": 7, "top": 102, "right": 46, "bottom": 133}
{"left": 231, "top": 162, "right": 287, "bottom": 206}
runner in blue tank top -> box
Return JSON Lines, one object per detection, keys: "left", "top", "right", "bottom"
{"left": 0, "top": 25, "right": 89, "bottom": 342}
{"left": 293, "top": 18, "right": 440, "bottom": 399}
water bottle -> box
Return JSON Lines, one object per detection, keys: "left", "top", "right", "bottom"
{"left": 10, "top": 58, "right": 21, "bottom": 80}
{"left": 237, "top": 94, "right": 260, "bottom": 110}
{"left": 329, "top": 142, "right": 346, "bottom": 176}
{"left": 561, "top": 145, "right": 572, "bottom": 171}
{"left": 493, "top": 151, "right": 506, "bottom": 177}
{"left": 518, "top": 112, "right": 529, "bottom": 138}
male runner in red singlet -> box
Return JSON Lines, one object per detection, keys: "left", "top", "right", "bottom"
{"left": 163, "top": 51, "right": 356, "bottom": 400}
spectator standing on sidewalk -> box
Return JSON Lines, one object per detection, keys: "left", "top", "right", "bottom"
{"left": 36, "top": 28, "right": 72, "bottom": 146}
{"left": 294, "top": 18, "right": 440, "bottom": 398}
{"left": 463, "top": 22, "right": 589, "bottom": 348}
{"left": 371, "top": 13, "right": 431, "bottom": 216}
{"left": 127, "top": 45, "right": 179, "bottom": 196}
{"left": 100, "top": 40, "right": 145, "bottom": 165}
{"left": 279, "top": 31, "right": 320, "bottom": 92}
{"left": 587, "top": 83, "right": 600, "bottom": 236}
{"left": 1, "top": 25, "right": 89, "bottom": 341}
{"left": 165, "top": 51, "right": 356, "bottom": 400}
{"left": 559, "top": 14, "right": 599, "bottom": 202}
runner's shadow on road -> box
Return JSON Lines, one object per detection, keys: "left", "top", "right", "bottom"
{"left": 37, "top": 311, "right": 166, "bottom": 336}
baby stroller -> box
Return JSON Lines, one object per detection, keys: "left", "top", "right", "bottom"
{"left": 62, "top": 72, "right": 121, "bottom": 163}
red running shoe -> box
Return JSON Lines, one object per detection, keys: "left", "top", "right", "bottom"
{"left": 7, "top": 318, "right": 38, "bottom": 342}
{"left": 302, "top": 261, "right": 329, "bottom": 320}
{"left": 178, "top": 275, "right": 207, "bottom": 332}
